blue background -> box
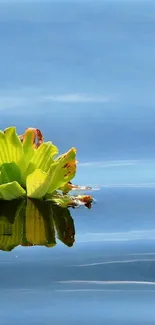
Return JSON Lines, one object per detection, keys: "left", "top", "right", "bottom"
{"left": 0, "top": 1, "right": 155, "bottom": 324}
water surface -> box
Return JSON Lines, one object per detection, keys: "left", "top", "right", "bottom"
{"left": 0, "top": 0, "right": 155, "bottom": 324}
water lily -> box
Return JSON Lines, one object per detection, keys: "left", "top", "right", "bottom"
{"left": 0, "top": 126, "right": 93, "bottom": 205}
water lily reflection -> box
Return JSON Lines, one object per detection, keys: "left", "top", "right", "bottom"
{"left": 0, "top": 199, "right": 76, "bottom": 251}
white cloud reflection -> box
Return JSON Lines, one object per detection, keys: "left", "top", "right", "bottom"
{"left": 0, "top": 89, "right": 110, "bottom": 112}
{"left": 58, "top": 280, "right": 155, "bottom": 286}
{"left": 44, "top": 94, "right": 110, "bottom": 103}
{"left": 76, "top": 229, "right": 155, "bottom": 243}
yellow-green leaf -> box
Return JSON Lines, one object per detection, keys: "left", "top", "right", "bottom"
{"left": 26, "top": 148, "right": 77, "bottom": 199}
{"left": 26, "top": 169, "right": 49, "bottom": 198}
{"left": 26, "top": 142, "right": 58, "bottom": 176}
{"left": 0, "top": 127, "right": 23, "bottom": 166}
{"left": 0, "top": 182, "right": 26, "bottom": 200}
{"left": 0, "top": 162, "right": 22, "bottom": 184}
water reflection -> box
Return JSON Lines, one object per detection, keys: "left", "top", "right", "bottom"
{"left": 0, "top": 199, "right": 75, "bottom": 251}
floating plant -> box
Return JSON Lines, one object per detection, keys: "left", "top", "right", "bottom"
{"left": 0, "top": 127, "right": 93, "bottom": 207}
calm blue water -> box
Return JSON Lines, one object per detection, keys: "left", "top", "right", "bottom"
{"left": 0, "top": 0, "right": 155, "bottom": 324}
